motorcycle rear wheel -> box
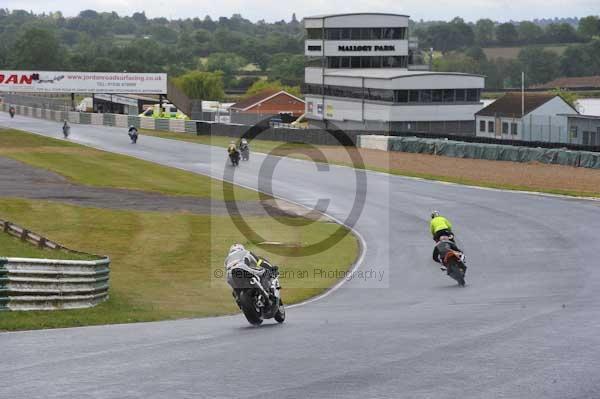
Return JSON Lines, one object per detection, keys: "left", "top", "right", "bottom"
{"left": 448, "top": 261, "right": 466, "bottom": 287}
{"left": 239, "top": 289, "right": 263, "bottom": 325}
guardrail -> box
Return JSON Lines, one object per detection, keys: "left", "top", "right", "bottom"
{"left": 0, "top": 219, "right": 110, "bottom": 311}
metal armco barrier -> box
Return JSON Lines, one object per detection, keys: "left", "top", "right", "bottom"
{"left": 0, "top": 219, "right": 110, "bottom": 311}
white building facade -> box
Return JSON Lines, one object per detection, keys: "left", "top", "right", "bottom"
{"left": 476, "top": 94, "right": 580, "bottom": 143}
{"left": 303, "top": 13, "right": 485, "bottom": 134}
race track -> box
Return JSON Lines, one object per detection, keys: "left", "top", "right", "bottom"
{"left": 1, "top": 113, "right": 600, "bottom": 399}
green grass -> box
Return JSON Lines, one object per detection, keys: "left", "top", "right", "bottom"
{"left": 0, "top": 128, "right": 359, "bottom": 330}
{"left": 0, "top": 128, "right": 258, "bottom": 201}
{"left": 0, "top": 231, "right": 96, "bottom": 260}
{"left": 0, "top": 199, "right": 358, "bottom": 331}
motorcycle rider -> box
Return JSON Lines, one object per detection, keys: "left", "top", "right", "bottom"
{"left": 9, "top": 105, "right": 16, "bottom": 118}
{"left": 227, "top": 140, "right": 240, "bottom": 165}
{"left": 128, "top": 125, "right": 138, "bottom": 142}
{"left": 225, "top": 244, "right": 279, "bottom": 285}
{"left": 430, "top": 211, "right": 454, "bottom": 242}
{"left": 62, "top": 120, "right": 70, "bottom": 138}
{"left": 239, "top": 138, "right": 249, "bottom": 159}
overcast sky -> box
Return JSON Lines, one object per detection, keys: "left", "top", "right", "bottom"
{"left": 3, "top": 0, "right": 599, "bottom": 22}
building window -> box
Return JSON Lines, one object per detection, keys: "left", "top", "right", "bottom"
{"left": 327, "top": 28, "right": 341, "bottom": 40}
{"left": 480, "top": 120, "right": 486, "bottom": 132}
{"left": 432, "top": 90, "right": 443, "bottom": 102}
{"left": 455, "top": 89, "right": 466, "bottom": 102}
{"left": 583, "top": 131, "right": 590, "bottom": 145}
{"left": 570, "top": 126, "right": 578, "bottom": 139}
{"left": 511, "top": 123, "right": 518, "bottom": 135}
{"left": 488, "top": 121, "right": 495, "bottom": 133}
{"left": 396, "top": 90, "right": 409, "bottom": 103}
{"left": 307, "top": 29, "right": 323, "bottom": 40}
{"left": 443, "top": 89, "right": 454, "bottom": 103}
{"left": 467, "top": 89, "right": 479, "bottom": 102}
{"left": 371, "top": 28, "right": 382, "bottom": 39}
{"left": 421, "top": 90, "right": 432, "bottom": 103}
{"left": 502, "top": 122, "right": 509, "bottom": 134}
{"left": 409, "top": 90, "right": 419, "bottom": 102}
{"left": 307, "top": 45, "right": 322, "bottom": 52}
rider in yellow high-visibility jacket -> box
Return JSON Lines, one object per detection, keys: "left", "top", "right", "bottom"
{"left": 430, "top": 211, "right": 453, "bottom": 242}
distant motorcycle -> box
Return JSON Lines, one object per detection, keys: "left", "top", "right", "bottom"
{"left": 9, "top": 107, "right": 15, "bottom": 118}
{"left": 229, "top": 149, "right": 240, "bottom": 166}
{"left": 240, "top": 140, "right": 250, "bottom": 161}
{"left": 225, "top": 250, "right": 285, "bottom": 326}
{"left": 128, "top": 127, "right": 138, "bottom": 144}
{"left": 62, "top": 122, "right": 70, "bottom": 138}
{"left": 433, "top": 236, "right": 467, "bottom": 287}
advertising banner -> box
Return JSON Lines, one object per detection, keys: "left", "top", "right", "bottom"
{"left": 0, "top": 70, "right": 167, "bottom": 94}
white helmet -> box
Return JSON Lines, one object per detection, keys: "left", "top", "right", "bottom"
{"left": 431, "top": 210, "right": 440, "bottom": 219}
{"left": 229, "top": 243, "right": 245, "bottom": 255}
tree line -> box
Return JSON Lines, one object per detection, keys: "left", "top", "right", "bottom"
{"left": 0, "top": 9, "right": 599, "bottom": 96}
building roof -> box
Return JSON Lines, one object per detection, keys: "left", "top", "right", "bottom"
{"left": 231, "top": 90, "right": 304, "bottom": 111}
{"left": 304, "top": 12, "right": 409, "bottom": 20}
{"left": 533, "top": 76, "right": 600, "bottom": 89}
{"left": 559, "top": 113, "right": 600, "bottom": 120}
{"left": 323, "top": 68, "right": 484, "bottom": 80}
{"left": 476, "top": 92, "right": 564, "bottom": 117}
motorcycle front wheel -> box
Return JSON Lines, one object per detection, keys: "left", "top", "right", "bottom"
{"left": 274, "top": 299, "right": 285, "bottom": 323}
{"left": 239, "top": 289, "right": 263, "bottom": 325}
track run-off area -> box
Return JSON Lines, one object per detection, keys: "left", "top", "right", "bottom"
{"left": 1, "top": 112, "right": 600, "bottom": 399}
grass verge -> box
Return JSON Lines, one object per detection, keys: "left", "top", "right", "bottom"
{"left": 0, "top": 199, "right": 358, "bottom": 331}
{"left": 0, "top": 128, "right": 257, "bottom": 201}
{"left": 0, "top": 231, "right": 96, "bottom": 260}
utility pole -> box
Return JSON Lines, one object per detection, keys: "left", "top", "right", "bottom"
{"left": 429, "top": 48, "right": 434, "bottom": 71}
{"left": 521, "top": 72, "right": 525, "bottom": 118}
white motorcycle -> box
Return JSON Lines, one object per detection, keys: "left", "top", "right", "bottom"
{"left": 225, "top": 249, "right": 285, "bottom": 325}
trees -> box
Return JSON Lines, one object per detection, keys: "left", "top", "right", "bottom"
{"left": 517, "top": 21, "right": 543, "bottom": 44}
{"left": 244, "top": 80, "right": 301, "bottom": 98}
{"left": 496, "top": 23, "right": 519, "bottom": 45}
{"left": 518, "top": 47, "right": 560, "bottom": 85}
{"left": 267, "top": 53, "right": 304, "bottom": 85}
{"left": 578, "top": 16, "right": 600, "bottom": 39}
{"left": 474, "top": 19, "right": 495, "bottom": 45}
{"left": 11, "top": 27, "right": 63, "bottom": 69}
{"left": 172, "top": 70, "right": 225, "bottom": 100}
{"left": 544, "top": 23, "right": 580, "bottom": 43}
{"left": 205, "top": 52, "right": 247, "bottom": 86}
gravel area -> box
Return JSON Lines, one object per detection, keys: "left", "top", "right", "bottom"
{"left": 277, "top": 146, "right": 600, "bottom": 196}
{"left": 0, "top": 156, "right": 310, "bottom": 217}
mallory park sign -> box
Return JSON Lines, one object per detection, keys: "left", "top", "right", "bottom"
{"left": 337, "top": 45, "right": 396, "bottom": 52}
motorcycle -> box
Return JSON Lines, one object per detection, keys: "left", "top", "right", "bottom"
{"left": 433, "top": 235, "right": 467, "bottom": 287}
{"left": 240, "top": 144, "right": 250, "bottom": 161}
{"left": 226, "top": 254, "right": 285, "bottom": 326}
{"left": 62, "top": 124, "right": 70, "bottom": 139}
{"left": 9, "top": 107, "right": 15, "bottom": 118}
{"left": 128, "top": 130, "right": 138, "bottom": 144}
{"left": 442, "top": 250, "right": 467, "bottom": 287}
{"left": 229, "top": 149, "right": 240, "bottom": 166}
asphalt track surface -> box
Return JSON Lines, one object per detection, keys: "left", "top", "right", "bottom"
{"left": 2, "top": 113, "right": 600, "bottom": 399}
